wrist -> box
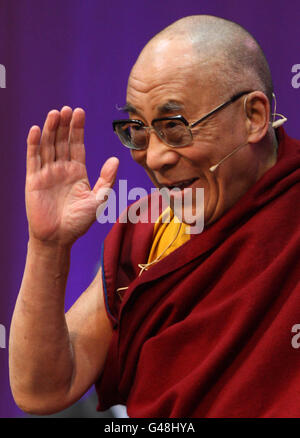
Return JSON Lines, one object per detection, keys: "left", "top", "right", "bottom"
{"left": 27, "top": 237, "right": 72, "bottom": 263}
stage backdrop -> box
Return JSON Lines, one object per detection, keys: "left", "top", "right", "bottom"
{"left": 0, "top": 0, "right": 299, "bottom": 418}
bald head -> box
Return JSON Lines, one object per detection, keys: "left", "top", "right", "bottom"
{"left": 133, "top": 15, "right": 273, "bottom": 104}
{"left": 125, "top": 15, "right": 277, "bottom": 227}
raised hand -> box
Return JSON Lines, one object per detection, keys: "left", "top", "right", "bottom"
{"left": 25, "top": 106, "right": 119, "bottom": 246}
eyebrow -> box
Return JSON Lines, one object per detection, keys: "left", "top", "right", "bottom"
{"left": 117, "top": 103, "right": 139, "bottom": 115}
{"left": 156, "top": 101, "right": 184, "bottom": 115}
{"left": 117, "top": 100, "right": 185, "bottom": 117}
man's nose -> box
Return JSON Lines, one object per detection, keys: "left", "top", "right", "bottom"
{"left": 145, "top": 131, "right": 180, "bottom": 171}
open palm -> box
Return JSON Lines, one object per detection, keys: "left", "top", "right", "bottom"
{"left": 26, "top": 107, "right": 119, "bottom": 246}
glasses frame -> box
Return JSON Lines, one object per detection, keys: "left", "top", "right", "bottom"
{"left": 112, "top": 90, "right": 253, "bottom": 150}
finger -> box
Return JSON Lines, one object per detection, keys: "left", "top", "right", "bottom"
{"left": 40, "top": 110, "right": 60, "bottom": 166}
{"left": 26, "top": 125, "right": 41, "bottom": 175}
{"left": 69, "top": 108, "right": 85, "bottom": 164}
{"left": 55, "top": 106, "right": 73, "bottom": 161}
{"left": 93, "top": 157, "right": 119, "bottom": 196}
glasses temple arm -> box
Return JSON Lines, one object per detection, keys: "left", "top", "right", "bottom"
{"left": 190, "top": 91, "right": 252, "bottom": 129}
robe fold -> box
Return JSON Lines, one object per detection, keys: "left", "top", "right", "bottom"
{"left": 95, "top": 127, "right": 300, "bottom": 418}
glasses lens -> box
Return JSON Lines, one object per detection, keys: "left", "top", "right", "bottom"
{"left": 115, "top": 122, "right": 147, "bottom": 150}
{"left": 153, "top": 119, "right": 192, "bottom": 147}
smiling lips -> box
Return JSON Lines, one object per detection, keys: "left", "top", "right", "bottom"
{"left": 161, "top": 178, "right": 198, "bottom": 191}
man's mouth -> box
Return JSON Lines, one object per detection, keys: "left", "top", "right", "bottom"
{"left": 162, "top": 178, "right": 198, "bottom": 191}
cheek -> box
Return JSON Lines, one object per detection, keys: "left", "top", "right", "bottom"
{"left": 183, "top": 140, "right": 216, "bottom": 168}
{"left": 191, "top": 123, "right": 223, "bottom": 155}
{"left": 192, "top": 121, "right": 240, "bottom": 164}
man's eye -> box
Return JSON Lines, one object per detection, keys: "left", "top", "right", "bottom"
{"left": 131, "top": 125, "right": 143, "bottom": 131}
{"left": 165, "top": 121, "right": 179, "bottom": 129}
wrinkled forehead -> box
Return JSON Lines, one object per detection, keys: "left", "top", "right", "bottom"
{"left": 132, "top": 37, "right": 196, "bottom": 74}
{"left": 126, "top": 39, "right": 217, "bottom": 117}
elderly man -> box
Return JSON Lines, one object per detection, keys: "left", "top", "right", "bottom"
{"left": 9, "top": 15, "right": 300, "bottom": 418}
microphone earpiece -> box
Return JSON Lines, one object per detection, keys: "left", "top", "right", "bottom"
{"left": 271, "top": 92, "right": 287, "bottom": 129}
{"left": 245, "top": 92, "right": 287, "bottom": 129}
{"left": 271, "top": 116, "right": 287, "bottom": 129}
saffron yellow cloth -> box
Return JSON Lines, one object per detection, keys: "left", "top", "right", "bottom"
{"left": 147, "top": 207, "right": 191, "bottom": 264}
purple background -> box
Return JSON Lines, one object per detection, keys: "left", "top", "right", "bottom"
{"left": 0, "top": 0, "right": 299, "bottom": 418}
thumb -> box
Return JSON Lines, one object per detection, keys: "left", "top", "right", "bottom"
{"left": 92, "top": 156, "right": 119, "bottom": 195}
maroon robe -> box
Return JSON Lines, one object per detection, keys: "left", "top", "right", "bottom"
{"left": 95, "top": 128, "right": 300, "bottom": 418}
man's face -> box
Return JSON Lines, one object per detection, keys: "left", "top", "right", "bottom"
{"left": 125, "top": 38, "right": 256, "bottom": 226}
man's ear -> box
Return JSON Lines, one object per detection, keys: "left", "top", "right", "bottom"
{"left": 244, "top": 91, "right": 270, "bottom": 143}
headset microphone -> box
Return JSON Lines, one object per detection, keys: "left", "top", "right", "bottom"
{"left": 270, "top": 92, "right": 287, "bottom": 129}
{"left": 271, "top": 116, "right": 287, "bottom": 129}
{"left": 209, "top": 142, "right": 249, "bottom": 173}
{"left": 209, "top": 92, "right": 287, "bottom": 173}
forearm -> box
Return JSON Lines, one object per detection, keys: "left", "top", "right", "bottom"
{"left": 9, "top": 238, "right": 74, "bottom": 413}
{"left": 9, "top": 108, "right": 118, "bottom": 414}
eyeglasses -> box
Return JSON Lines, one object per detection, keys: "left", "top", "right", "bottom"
{"left": 112, "top": 90, "right": 252, "bottom": 150}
